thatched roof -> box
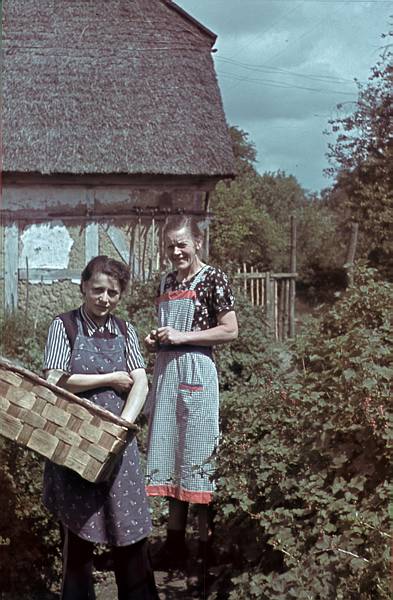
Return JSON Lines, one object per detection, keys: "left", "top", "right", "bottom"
{"left": 2, "top": 0, "right": 235, "bottom": 178}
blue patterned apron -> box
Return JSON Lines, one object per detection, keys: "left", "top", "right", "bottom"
{"left": 145, "top": 266, "right": 219, "bottom": 504}
{"left": 43, "top": 315, "right": 152, "bottom": 546}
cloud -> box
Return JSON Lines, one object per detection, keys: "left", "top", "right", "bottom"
{"left": 240, "top": 114, "right": 333, "bottom": 191}
{"left": 176, "top": 0, "right": 392, "bottom": 191}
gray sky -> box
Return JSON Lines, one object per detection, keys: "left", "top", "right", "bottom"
{"left": 176, "top": 0, "right": 392, "bottom": 194}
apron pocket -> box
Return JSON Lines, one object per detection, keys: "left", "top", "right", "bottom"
{"left": 179, "top": 383, "right": 204, "bottom": 392}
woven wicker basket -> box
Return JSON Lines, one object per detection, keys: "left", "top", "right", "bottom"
{"left": 0, "top": 356, "right": 138, "bottom": 483}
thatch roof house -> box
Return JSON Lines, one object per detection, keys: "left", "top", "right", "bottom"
{"left": 1, "top": 0, "right": 235, "bottom": 314}
{"left": 2, "top": 0, "right": 234, "bottom": 179}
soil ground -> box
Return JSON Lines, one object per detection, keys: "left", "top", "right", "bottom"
{"left": 94, "top": 537, "right": 220, "bottom": 600}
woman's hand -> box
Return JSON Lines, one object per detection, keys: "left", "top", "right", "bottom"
{"left": 156, "top": 326, "right": 186, "bottom": 345}
{"left": 107, "top": 371, "right": 134, "bottom": 394}
{"left": 145, "top": 330, "right": 159, "bottom": 352}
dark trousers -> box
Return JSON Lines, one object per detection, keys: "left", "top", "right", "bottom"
{"left": 61, "top": 528, "right": 159, "bottom": 600}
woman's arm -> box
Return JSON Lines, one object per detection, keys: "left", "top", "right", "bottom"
{"left": 44, "top": 370, "right": 134, "bottom": 395}
{"left": 156, "top": 310, "right": 238, "bottom": 347}
{"left": 120, "top": 368, "right": 149, "bottom": 423}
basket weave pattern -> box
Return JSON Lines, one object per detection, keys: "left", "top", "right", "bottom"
{"left": 0, "top": 357, "right": 136, "bottom": 483}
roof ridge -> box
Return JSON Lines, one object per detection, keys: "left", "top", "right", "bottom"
{"left": 161, "top": 0, "right": 217, "bottom": 44}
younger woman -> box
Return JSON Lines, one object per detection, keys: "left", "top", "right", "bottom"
{"left": 43, "top": 255, "right": 158, "bottom": 600}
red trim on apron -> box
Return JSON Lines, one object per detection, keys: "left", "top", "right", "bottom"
{"left": 157, "top": 290, "right": 197, "bottom": 303}
{"left": 146, "top": 484, "right": 213, "bottom": 505}
{"left": 179, "top": 383, "right": 204, "bottom": 392}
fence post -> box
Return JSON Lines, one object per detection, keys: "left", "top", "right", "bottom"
{"left": 289, "top": 216, "right": 297, "bottom": 338}
{"left": 344, "top": 222, "right": 359, "bottom": 286}
{"left": 265, "top": 271, "right": 275, "bottom": 337}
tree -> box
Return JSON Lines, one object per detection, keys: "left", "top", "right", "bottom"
{"left": 210, "top": 127, "right": 345, "bottom": 296}
{"left": 210, "top": 127, "right": 307, "bottom": 271}
{"left": 325, "top": 27, "right": 393, "bottom": 276}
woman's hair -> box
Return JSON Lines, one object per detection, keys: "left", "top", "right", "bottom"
{"left": 80, "top": 255, "right": 131, "bottom": 294}
{"left": 163, "top": 215, "right": 203, "bottom": 244}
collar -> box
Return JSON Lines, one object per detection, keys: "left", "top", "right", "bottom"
{"left": 79, "top": 305, "right": 117, "bottom": 336}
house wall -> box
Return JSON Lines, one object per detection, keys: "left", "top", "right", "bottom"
{"left": 1, "top": 178, "right": 210, "bottom": 319}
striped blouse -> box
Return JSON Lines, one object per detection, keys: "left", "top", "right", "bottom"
{"left": 43, "top": 305, "right": 145, "bottom": 374}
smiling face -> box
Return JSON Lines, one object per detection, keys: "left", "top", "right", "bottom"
{"left": 165, "top": 226, "right": 202, "bottom": 278}
{"left": 81, "top": 271, "right": 122, "bottom": 326}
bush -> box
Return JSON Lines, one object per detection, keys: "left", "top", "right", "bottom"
{"left": 0, "top": 440, "right": 62, "bottom": 595}
{"left": 215, "top": 291, "right": 294, "bottom": 392}
{"left": 210, "top": 264, "right": 392, "bottom": 599}
{"left": 0, "top": 313, "right": 62, "bottom": 595}
{"left": 0, "top": 312, "right": 51, "bottom": 374}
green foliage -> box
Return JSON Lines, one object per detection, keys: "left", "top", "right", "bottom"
{"left": 1, "top": 266, "right": 391, "bottom": 598}
{"left": 0, "top": 313, "right": 61, "bottom": 594}
{"left": 325, "top": 29, "right": 393, "bottom": 277}
{"left": 215, "top": 291, "right": 293, "bottom": 391}
{"left": 210, "top": 264, "right": 392, "bottom": 599}
{"left": 0, "top": 311, "right": 51, "bottom": 373}
{"left": 210, "top": 127, "right": 347, "bottom": 301}
{"left": 121, "top": 276, "right": 160, "bottom": 375}
{"left": 0, "top": 439, "right": 62, "bottom": 595}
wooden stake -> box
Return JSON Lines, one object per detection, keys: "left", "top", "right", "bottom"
{"left": 284, "top": 279, "right": 290, "bottom": 339}
{"left": 142, "top": 222, "right": 148, "bottom": 282}
{"left": 274, "top": 279, "right": 278, "bottom": 340}
{"left": 289, "top": 216, "right": 297, "bottom": 338}
{"left": 344, "top": 222, "right": 359, "bottom": 286}
{"left": 279, "top": 280, "right": 285, "bottom": 340}
{"left": 265, "top": 271, "right": 273, "bottom": 337}
{"left": 25, "top": 256, "right": 29, "bottom": 315}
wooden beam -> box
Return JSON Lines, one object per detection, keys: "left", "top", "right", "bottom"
{"left": 85, "top": 223, "right": 99, "bottom": 264}
{"left": 18, "top": 269, "right": 81, "bottom": 281}
{"left": 4, "top": 222, "right": 19, "bottom": 313}
{"left": 102, "top": 224, "right": 141, "bottom": 278}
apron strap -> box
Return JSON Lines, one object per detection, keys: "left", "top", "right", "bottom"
{"left": 159, "top": 273, "right": 168, "bottom": 295}
{"left": 189, "top": 265, "right": 209, "bottom": 290}
{"left": 159, "top": 264, "right": 209, "bottom": 295}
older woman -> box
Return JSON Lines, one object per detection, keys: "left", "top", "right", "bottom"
{"left": 43, "top": 255, "right": 158, "bottom": 600}
{"left": 145, "top": 216, "right": 238, "bottom": 570}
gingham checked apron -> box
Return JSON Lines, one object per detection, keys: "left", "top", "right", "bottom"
{"left": 145, "top": 266, "right": 219, "bottom": 504}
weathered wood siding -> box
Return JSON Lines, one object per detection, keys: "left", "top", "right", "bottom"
{"left": 1, "top": 177, "right": 211, "bottom": 316}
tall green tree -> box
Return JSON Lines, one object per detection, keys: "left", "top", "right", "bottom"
{"left": 325, "top": 27, "right": 393, "bottom": 276}
{"left": 210, "top": 127, "right": 344, "bottom": 295}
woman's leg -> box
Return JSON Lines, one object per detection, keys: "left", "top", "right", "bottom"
{"left": 197, "top": 504, "right": 215, "bottom": 566}
{"left": 152, "top": 498, "right": 189, "bottom": 569}
{"left": 197, "top": 504, "right": 212, "bottom": 543}
{"left": 61, "top": 528, "right": 96, "bottom": 600}
{"left": 113, "top": 538, "right": 159, "bottom": 600}
{"left": 167, "top": 497, "right": 189, "bottom": 532}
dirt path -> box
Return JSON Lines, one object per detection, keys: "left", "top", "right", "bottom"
{"left": 96, "top": 569, "right": 210, "bottom": 600}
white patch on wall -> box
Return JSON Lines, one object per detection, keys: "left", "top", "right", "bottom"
{"left": 20, "top": 222, "right": 74, "bottom": 283}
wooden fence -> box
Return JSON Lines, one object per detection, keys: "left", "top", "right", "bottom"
{"left": 234, "top": 266, "right": 297, "bottom": 340}
{"left": 234, "top": 216, "right": 297, "bottom": 340}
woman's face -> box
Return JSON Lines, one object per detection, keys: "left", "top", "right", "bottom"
{"left": 81, "top": 271, "right": 121, "bottom": 325}
{"left": 165, "top": 227, "right": 201, "bottom": 274}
